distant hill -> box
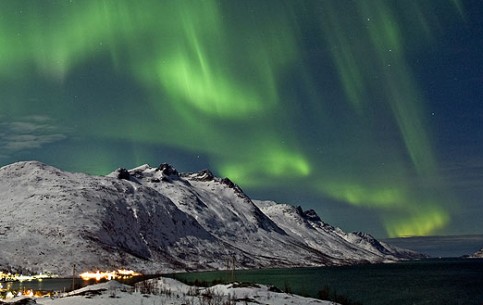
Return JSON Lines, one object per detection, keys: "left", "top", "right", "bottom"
{"left": 383, "top": 235, "right": 483, "bottom": 258}
{"left": 0, "top": 161, "right": 423, "bottom": 276}
{"left": 469, "top": 248, "right": 483, "bottom": 258}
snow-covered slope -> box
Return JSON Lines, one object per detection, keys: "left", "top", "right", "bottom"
{"left": 0, "top": 161, "right": 422, "bottom": 276}
{"left": 0, "top": 161, "right": 239, "bottom": 275}
{"left": 254, "top": 200, "right": 423, "bottom": 263}
{"left": 30, "top": 277, "right": 339, "bottom": 305}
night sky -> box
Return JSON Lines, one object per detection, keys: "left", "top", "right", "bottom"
{"left": 1, "top": 0, "right": 482, "bottom": 238}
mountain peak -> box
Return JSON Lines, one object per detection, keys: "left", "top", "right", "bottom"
{"left": 185, "top": 169, "right": 215, "bottom": 181}
{"left": 116, "top": 168, "right": 131, "bottom": 180}
{"left": 220, "top": 177, "right": 246, "bottom": 197}
{"left": 158, "top": 163, "right": 179, "bottom": 177}
{"left": 296, "top": 206, "right": 322, "bottom": 222}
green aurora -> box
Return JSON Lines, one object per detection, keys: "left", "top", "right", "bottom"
{"left": 0, "top": 0, "right": 479, "bottom": 237}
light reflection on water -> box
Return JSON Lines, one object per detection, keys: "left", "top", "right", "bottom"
{"left": 1, "top": 278, "right": 91, "bottom": 293}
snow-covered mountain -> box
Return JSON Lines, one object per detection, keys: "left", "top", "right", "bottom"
{"left": 0, "top": 161, "right": 423, "bottom": 276}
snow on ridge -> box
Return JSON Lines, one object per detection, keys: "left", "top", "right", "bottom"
{"left": 0, "top": 161, "right": 422, "bottom": 276}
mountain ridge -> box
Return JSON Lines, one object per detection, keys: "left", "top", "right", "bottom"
{"left": 0, "top": 161, "right": 424, "bottom": 276}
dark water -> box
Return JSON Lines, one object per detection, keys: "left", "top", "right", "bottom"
{"left": 171, "top": 258, "right": 483, "bottom": 305}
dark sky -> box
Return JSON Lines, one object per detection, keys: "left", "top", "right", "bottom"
{"left": 1, "top": 0, "right": 482, "bottom": 238}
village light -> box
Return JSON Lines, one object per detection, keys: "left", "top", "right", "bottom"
{"left": 79, "top": 269, "right": 141, "bottom": 281}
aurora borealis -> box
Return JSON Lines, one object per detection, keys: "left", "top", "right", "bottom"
{"left": 1, "top": 0, "right": 482, "bottom": 238}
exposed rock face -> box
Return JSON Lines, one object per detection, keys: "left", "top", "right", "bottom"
{"left": 116, "top": 168, "right": 131, "bottom": 180}
{"left": 0, "top": 161, "right": 423, "bottom": 276}
{"left": 296, "top": 206, "right": 322, "bottom": 222}
{"left": 158, "top": 163, "right": 179, "bottom": 177}
{"left": 184, "top": 169, "right": 214, "bottom": 181}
